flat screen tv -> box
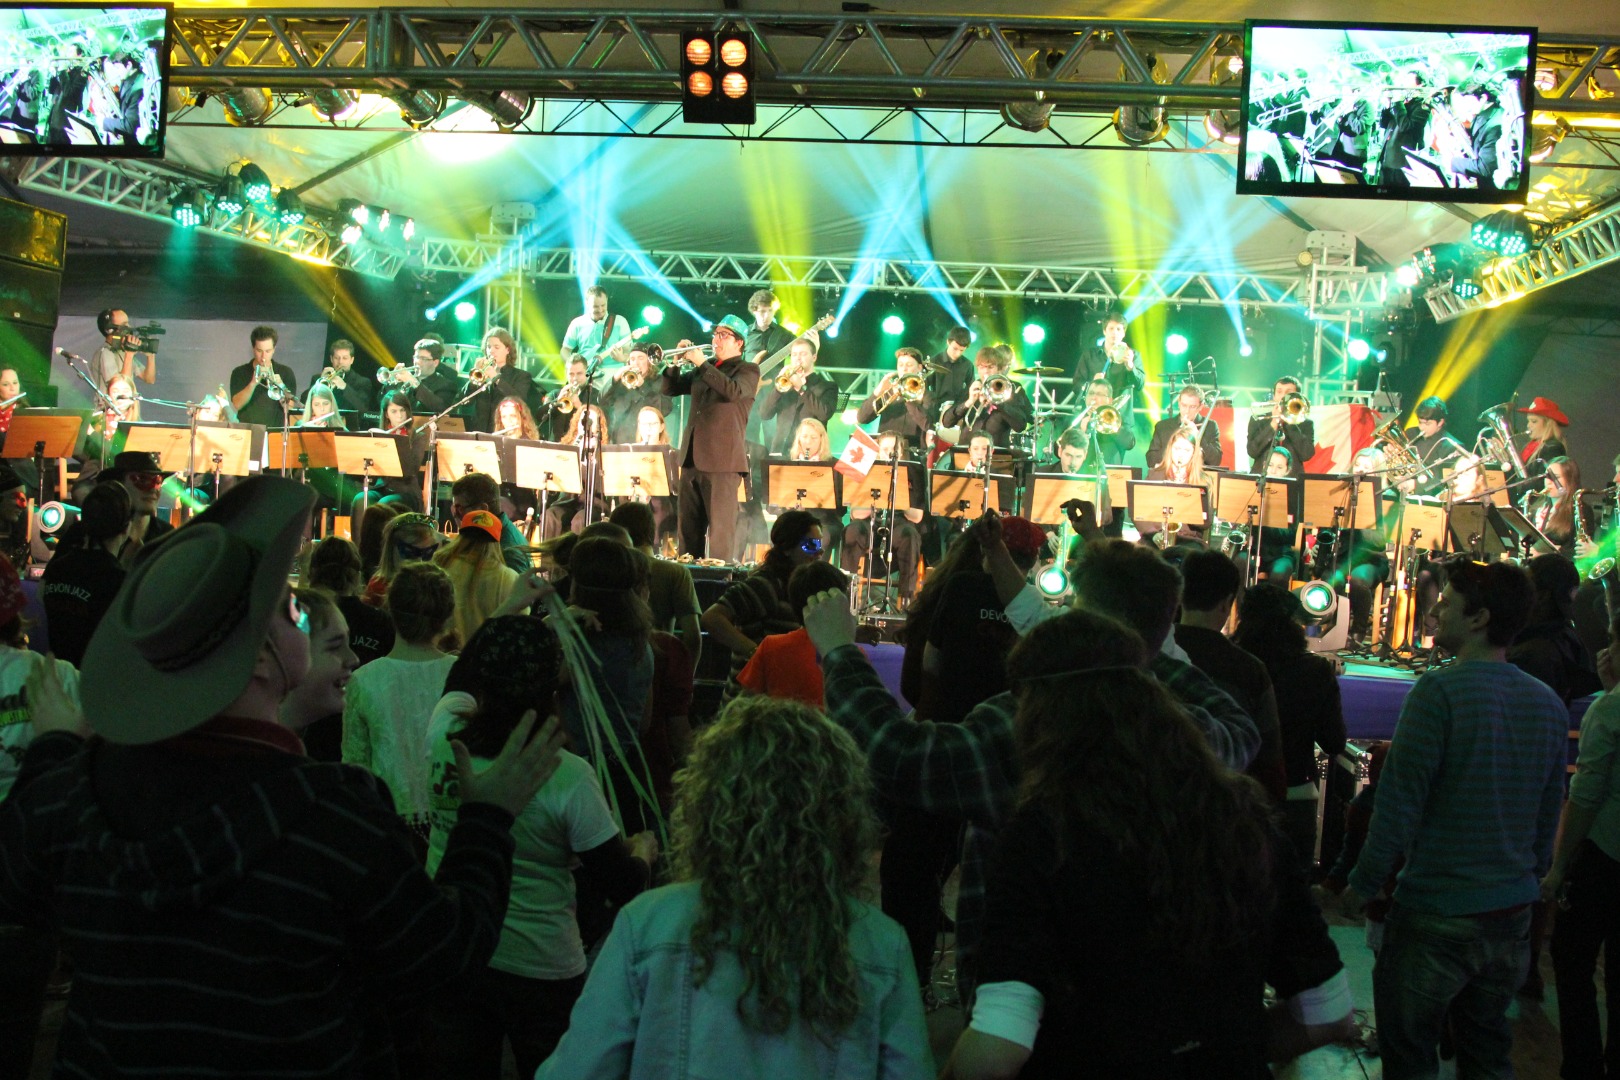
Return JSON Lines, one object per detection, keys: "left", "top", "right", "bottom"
{"left": 1237, "top": 20, "right": 1536, "bottom": 204}
{"left": 0, "top": 3, "right": 171, "bottom": 157}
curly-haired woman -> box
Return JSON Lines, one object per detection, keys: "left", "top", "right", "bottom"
{"left": 537, "top": 696, "right": 932, "bottom": 1078}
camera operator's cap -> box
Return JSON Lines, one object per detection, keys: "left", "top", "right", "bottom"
{"left": 1516, "top": 397, "right": 1570, "bottom": 426}
{"left": 714, "top": 314, "right": 750, "bottom": 341}
{"left": 459, "top": 510, "right": 503, "bottom": 542}
{"left": 82, "top": 476, "right": 315, "bottom": 744}
{"left": 101, "top": 451, "right": 173, "bottom": 481}
{"left": 998, "top": 515, "right": 1049, "bottom": 560}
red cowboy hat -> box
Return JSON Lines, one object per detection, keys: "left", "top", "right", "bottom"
{"left": 1516, "top": 397, "right": 1570, "bottom": 426}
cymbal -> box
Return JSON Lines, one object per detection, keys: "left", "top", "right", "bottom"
{"left": 1013, "top": 366, "right": 1063, "bottom": 376}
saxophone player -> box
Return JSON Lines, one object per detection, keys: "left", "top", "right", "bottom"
{"left": 857, "top": 348, "right": 932, "bottom": 444}
{"left": 758, "top": 334, "right": 838, "bottom": 457}
{"left": 601, "top": 344, "right": 673, "bottom": 443}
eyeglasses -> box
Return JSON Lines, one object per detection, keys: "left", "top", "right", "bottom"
{"left": 799, "top": 536, "right": 824, "bottom": 556}
{"left": 127, "top": 471, "right": 163, "bottom": 491}
{"left": 397, "top": 539, "right": 440, "bottom": 561}
{"left": 288, "top": 593, "right": 310, "bottom": 635}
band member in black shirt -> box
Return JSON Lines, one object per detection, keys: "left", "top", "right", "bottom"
{"left": 927, "top": 325, "right": 975, "bottom": 421}
{"left": 858, "top": 348, "right": 933, "bottom": 445}
{"left": 1148, "top": 385, "right": 1221, "bottom": 471}
{"left": 228, "top": 325, "right": 299, "bottom": 429}
{"left": 319, "top": 338, "right": 375, "bottom": 418}
{"left": 940, "top": 344, "right": 1032, "bottom": 448}
{"left": 757, "top": 334, "right": 839, "bottom": 457}
{"left": 1245, "top": 375, "right": 1315, "bottom": 481}
{"left": 601, "top": 344, "right": 674, "bottom": 444}
{"left": 466, "top": 327, "right": 534, "bottom": 434}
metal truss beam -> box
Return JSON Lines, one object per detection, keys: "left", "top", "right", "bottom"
{"left": 1424, "top": 199, "right": 1620, "bottom": 322}
{"left": 14, "top": 158, "right": 408, "bottom": 280}
{"left": 166, "top": 9, "right": 1620, "bottom": 117}
{"left": 416, "top": 241, "right": 1385, "bottom": 314}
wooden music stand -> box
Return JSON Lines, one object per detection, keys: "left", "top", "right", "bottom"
{"left": 267, "top": 430, "right": 339, "bottom": 471}
{"left": 1127, "top": 481, "right": 1210, "bottom": 533}
{"left": 113, "top": 423, "right": 192, "bottom": 473}
{"left": 1493, "top": 505, "right": 1560, "bottom": 557}
{"left": 4, "top": 410, "right": 86, "bottom": 460}
{"left": 1105, "top": 465, "right": 1138, "bottom": 512}
{"left": 334, "top": 432, "right": 408, "bottom": 521}
{"left": 1028, "top": 474, "right": 1102, "bottom": 526}
{"left": 1400, "top": 499, "right": 1451, "bottom": 552}
{"left": 435, "top": 434, "right": 503, "bottom": 482}
{"left": 1215, "top": 473, "right": 1295, "bottom": 529}
{"left": 603, "top": 446, "right": 673, "bottom": 501}
{"left": 412, "top": 414, "right": 465, "bottom": 434}
{"left": 513, "top": 443, "right": 583, "bottom": 496}
{"left": 1301, "top": 474, "right": 1378, "bottom": 529}
{"left": 766, "top": 461, "right": 836, "bottom": 510}
{"left": 845, "top": 465, "right": 913, "bottom": 513}
{"left": 930, "top": 469, "right": 1012, "bottom": 518}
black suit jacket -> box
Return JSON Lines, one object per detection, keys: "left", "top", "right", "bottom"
{"left": 758, "top": 372, "right": 839, "bottom": 456}
{"left": 408, "top": 368, "right": 460, "bottom": 416}
{"left": 328, "top": 370, "right": 376, "bottom": 416}
{"left": 467, "top": 366, "right": 535, "bottom": 434}
{"left": 941, "top": 385, "right": 1033, "bottom": 447}
{"left": 1147, "top": 416, "right": 1221, "bottom": 471}
{"left": 663, "top": 358, "right": 760, "bottom": 473}
{"left": 1245, "top": 416, "right": 1315, "bottom": 479}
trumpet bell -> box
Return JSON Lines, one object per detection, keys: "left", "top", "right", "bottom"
{"left": 1592, "top": 556, "right": 1616, "bottom": 582}
{"left": 1094, "top": 406, "right": 1122, "bottom": 435}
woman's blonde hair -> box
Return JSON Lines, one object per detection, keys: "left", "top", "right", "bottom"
{"left": 563, "top": 403, "right": 609, "bottom": 446}
{"left": 670, "top": 696, "right": 878, "bottom": 1039}
{"left": 636, "top": 405, "right": 669, "bottom": 445}
{"left": 792, "top": 418, "right": 831, "bottom": 460}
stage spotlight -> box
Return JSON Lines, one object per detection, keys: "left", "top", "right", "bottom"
{"left": 682, "top": 29, "right": 755, "bottom": 124}
{"left": 1165, "top": 332, "right": 1188, "bottom": 356}
{"left": 214, "top": 176, "right": 246, "bottom": 217}
{"left": 387, "top": 89, "right": 446, "bottom": 129}
{"left": 1347, "top": 338, "right": 1371, "bottom": 362}
{"left": 238, "top": 163, "right": 274, "bottom": 208}
{"left": 453, "top": 301, "right": 477, "bottom": 322}
{"left": 37, "top": 501, "right": 78, "bottom": 536}
{"left": 1000, "top": 50, "right": 1060, "bottom": 132}
{"left": 1203, "top": 55, "right": 1244, "bottom": 146}
{"left": 340, "top": 222, "right": 362, "bottom": 246}
{"left": 642, "top": 305, "right": 665, "bottom": 327}
{"left": 1528, "top": 118, "right": 1571, "bottom": 163}
{"left": 1298, "top": 580, "right": 1348, "bottom": 652}
{"left": 425, "top": 307, "right": 439, "bottom": 322}
{"left": 1453, "top": 278, "right": 1483, "bottom": 300}
{"left": 308, "top": 89, "right": 359, "bottom": 122}
{"left": 217, "top": 88, "right": 273, "bottom": 127}
{"left": 1022, "top": 323, "right": 1046, "bottom": 345}
{"left": 401, "top": 218, "right": 416, "bottom": 241}
{"left": 1471, "top": 210, "right": 1535, "bottom": 258}
{"left": 274, "top": 189, "right": 304, "bottom": 226}
{"left": 881, "top": 315, "right": 905, "bottom": 336}
{"left": 170, "top": 186, "right": 206, "bottom": 228}
{"left": 1036, "top": 563, "right": 1069, "bottom": 598}
{"left": 826, "top": 322, "right": 840, "bottom": 339}
{"left": 377, "top": 209, "right": 392, "bottom": 232}
{"left": 1394, "top": 262, "right": 1422, "bottom": 288}
{"left": 1239, "top": 343, "right": 1254, "bottom": 357}
{"left": 1113, "top": 54, "right": 1170, "bottom": 146}
{"left": 459, "top": 90, "right": 533, "bottom": 130}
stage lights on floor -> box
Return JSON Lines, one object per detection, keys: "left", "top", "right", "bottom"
{"left": 37, "top": 502, "right": 77, "bottom": 536}
{"left": 642, "top": 305, "right": 665, "bottom": 327}
{"left": 1021, "top": 323, "right": 1046, "bottom": 346}
{"left": 682, "top": 29, "right": 755, "bottom": 124}
{"left": 170, "top": 186, "right": 207, "bottom": 228}
{"left": 1036, "top": 563, "right": 1070, "bottom": 598}
{"left": 881, "top": 314, "right": 905, "bottom": 335}
{"left": 1165, "top": 332, "right": 1188, "bottom": 356}
{"left": 238, "top": 163, "right": 274, "bottom": 208}
{"left": 453, "top": 301, "right": 477, "bottom": 322}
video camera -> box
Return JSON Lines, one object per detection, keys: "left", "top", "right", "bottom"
{"left": 109, "top": 322, "right": 165, "bottom": 354}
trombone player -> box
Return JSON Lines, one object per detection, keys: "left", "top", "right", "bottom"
{"left": 1148, "top": 384, "right": 1222, "bottom": 471}
{"left": 857, "top": 347, "right": 933, "bottom": 444}
{"left": 940, "top": 343, "right": 1032, "bottom": 447}
{"left": 1245, "top": 375, "right": 1315, "bottom": 480}
{"left": 1069, "top": 378, "right": 1136, "bottom": 466}
{"left": 601, "top": 342, "right": 673, "bottom": 443}
{"left": 757, "top": 332, "right": 838, "bottom": 456}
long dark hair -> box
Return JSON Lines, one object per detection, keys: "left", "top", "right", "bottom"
{"left": 1232, "top": 582, "right": 1308, "bottom": 664}
{"left": 567, "top": 536, "right": 652, "bottom": 641}
{"left": 900, "top": 529, "right": 983, "bottom": 645}
{"left": 1007, "top": 609, "right": 1275, "bottom": 965}
{"left": 444, "top": 616, "right": 563, "bottom": 758}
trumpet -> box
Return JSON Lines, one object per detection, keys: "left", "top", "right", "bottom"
{"left": 379, "top": 363, "right": 420, "bottom": 389}
{"left": 662, "top": 343, "right": 715, "bottom": 371}
{"left": 254, "top": 366, "right": 288, "bottom": 402}
{"left": 775, "top": 361, "right": 814, "bottom": 394}
{"left": 467, "top": 358, "right": 495, "bottom": 385}
{"left": 873, "top": 372, "right": 926, "bottom": 410}
{"left": 317, "top": 366, "right": 347, "bottom": 392}
{"left": 552, "top": 385, "right": 582, "bottom": 415}
{"left": 1254, "top": 391, "right": 1310, "bottom": 424}
{"left": 619, "top": 368, "right": 645, "bottom": 391}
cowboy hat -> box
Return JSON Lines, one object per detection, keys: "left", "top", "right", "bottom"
{"left": 100, "top": 450, "right": 174, "bottom": 481}
{"left": 1516, "top": 397, "right": 1570, "bottom": 426}
{"left": 81, "top": 475, "right": 315, "bottom": 744}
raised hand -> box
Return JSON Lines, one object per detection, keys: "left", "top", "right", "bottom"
{"left": 452, "top": 711, "right": 566, "bottom": 817}
{"left": 802, "top": 589, "right": 858, "bottom": 658}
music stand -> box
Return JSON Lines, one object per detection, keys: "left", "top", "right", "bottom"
{"left": 931, "top": 469, "right": 1011, "bottom": 519}
{"left": 1447, "top": 502, "right": 1508, "bottom": 558}
{"left": 113, "top": 422, "right": 193, "bottom": 473}
{"left": 1105, "top": 465, "right": 1138, "bottom": 512}
{"left": 845, "top": 465, "right": 913, "bottom": 513}
{"left": 435, "top": 434, "right": 504, "bottom": 483}
{"left": 1301, "top": 474, "right": 1378, "bottom": 529}
{"left": 1401, "top": 499, "right": 1451, "bottom": 552}
{"left": 1028, "top": 473, "right": 1102, "bottom": 526}
{"left": 1493, "top": 505, "right": 1560, "bottom": 557}
{"left": 1215, "top": 473, "right": 1296, "bottom": 529}
{"left": 514, "top": 442, "right": 583, "bottom": 534}
{"left": 267, "top": 430, "right": 339, "bottom": 472}
{"left": 333, "top": 432, "right": 408, "bottom": 521}
{"left": 1127, "top": 481, "right": 1210, "bottom": 538}
{"left": 603, "top": 445, "right": 674, "bottom": 502}
{"left": 766, "top": 461, "right": 836, "bottom": 510}
{"left": 5, "top": 410, "right": 87, "bottom": 503}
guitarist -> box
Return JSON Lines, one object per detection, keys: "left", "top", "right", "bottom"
{"left": 757, "top": 333, "right": 839, "bottom": 457}
{"left": 561, "top": 286, "right": 632, "bottom": 368}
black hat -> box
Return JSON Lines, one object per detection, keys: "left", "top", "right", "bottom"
{"left": 0, "top": 463, "right": 24, "bottom": 494}
{"left": 101, "top": 451, "right": 173, "bottom": 481}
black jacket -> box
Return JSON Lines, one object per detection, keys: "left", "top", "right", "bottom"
{"left": 663, "top": 358, "right": 760, "bottom": 473}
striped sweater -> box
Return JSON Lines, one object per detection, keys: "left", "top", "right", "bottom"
{"left": 1348, "top": 660, "right": 1567, "bottom": 916}
{"left": 0, "top": 723, "right": 516, "bottom": 1078}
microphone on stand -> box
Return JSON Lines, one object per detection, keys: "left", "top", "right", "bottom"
{"left": 54, "top": 347, "right": 84, "bottom": 362}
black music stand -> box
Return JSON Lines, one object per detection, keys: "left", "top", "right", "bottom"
{"left": 333, "top": 432, "right": 408, "bottom": 521}
{"left": 1494, "top": 505, "right": 1560, "bottom": 558}
{"left": 766, "top": 461, "right": 837, "bottom": 510}
{"left": 1447, "top": 502, "right": 1509, "bottom": 558}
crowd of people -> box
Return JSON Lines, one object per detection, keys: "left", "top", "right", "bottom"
{"left": 0, "top": 438, "right": 1614, "bottom": 1079}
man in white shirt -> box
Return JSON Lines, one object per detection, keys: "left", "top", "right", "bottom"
{"left": 560, "top": 287, "right": 631, "bottom": 369}
{"left": 89, "top": 309, "right": 156, "bottom": 389}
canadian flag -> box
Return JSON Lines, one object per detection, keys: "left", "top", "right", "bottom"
{"left": 835, "top": 428, "right": 883, "bottom": 479}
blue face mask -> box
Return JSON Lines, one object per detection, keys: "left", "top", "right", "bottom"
{"left": 799, "top": 536, "right": 824, "bottom": 556}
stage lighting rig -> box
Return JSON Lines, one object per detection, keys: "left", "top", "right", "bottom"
{"left": 683, "top": 29, "right": 755, "bottom": 124}
{"left": 459, "top": 90, "right": 533, "bottom": 130}
{"left": 210, "top": 87, "right": 273, "bottom": 127}
{"left": 1000, "top": 50, "right": 1061, "bottom": 133}
{"left": 274, "top": 190, "right": 305, "bottom": 227}
{"left": 237, "top": 163, "right": 275, "bottom": 209}
{"left": 1113, "top": 54, "right": 1170, "bottom": 146}
{"left": 387, "top": 89, "right": 447, "bottom": 129}
{"left": 305, "top": 89, "right": 359, "bottom": 122}
{"left": 170, "top": 186, "right": 207, "bottom": 228}
{"left": 1470, "top": 210, "right": 1536, "bottom": 258}
{"left": 215, "top": 175, "right": 247, "bottom": 217}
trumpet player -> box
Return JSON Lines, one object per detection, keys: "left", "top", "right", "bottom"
{"left": 662, "top": 314, "right": 759, "bottom": 560}
{"left": 1245, "top": 375, "right": 1315, "bottom": 480}
{"left": 602, "top": 343, "right": 674, "bottom": 443}
{"left": 758, "top": 333, "right": 838, "bottom": 456}
{"left": 940, "top": 344, "right": 1031, "bottom": 447}
{"left": 542, "top": 357, "right": 598, "bottom": 441}
{"left": 857, "top": 348, "right": 932, "bottom": 444}
{"left": 466, "top": 327, "right": 534, "bottom": 435}
{"left": 1147, "top": 385, "right": 1220, "bottom": 471}
{"left": 315, "top": 338, "right": 374, "bottom": 417}
{"left": 1072, "top": 312, "right": 1145, "bottom": 421}
{"left": 228, "top": 325, "right": 299, "bottom": 427}
{"left": 396, "top": 336, "right": 460, "bottom": 415}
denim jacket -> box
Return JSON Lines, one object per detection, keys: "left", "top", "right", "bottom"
{"left": 537, "top": 881, "right": 933, "bottom": 1079}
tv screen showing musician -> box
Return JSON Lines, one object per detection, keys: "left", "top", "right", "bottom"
{"left": 0, "top": 3, "right": 171, "bottom": 157}
{"left": 1237, "top": 20, "right": 1535, "bottom": 204}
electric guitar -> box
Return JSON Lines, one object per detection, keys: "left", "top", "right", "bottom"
{"left": 755, "top": 312, "right": 837, "bottom": 378}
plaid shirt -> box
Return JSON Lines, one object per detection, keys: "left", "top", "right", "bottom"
{"left": 822, "top": 642, "right": 1257, "bottom": 998}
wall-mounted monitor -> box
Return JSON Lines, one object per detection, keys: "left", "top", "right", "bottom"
{"left": 1237, "top": 20, "right": 1536, "bottom": 204}
{"left": 0, "top": 3, "right": 171, "bottom": 158}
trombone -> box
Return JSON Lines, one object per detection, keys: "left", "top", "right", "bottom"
{"left": 872, "top": 371, "right": 927, "bottom": 411}
{"left": 964, "top": 375, "right": 1014, "bottom": 428}
{"left": 1252, "top": 391, "right": 1310, "bottom": 424}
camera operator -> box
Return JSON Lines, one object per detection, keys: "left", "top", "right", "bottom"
{"left": 91, "top": 309, "right": 157, "bottom": 389}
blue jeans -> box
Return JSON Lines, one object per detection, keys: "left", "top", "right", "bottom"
{"left": 1373, "top": 902, "right": 1531, "bottom": 1080}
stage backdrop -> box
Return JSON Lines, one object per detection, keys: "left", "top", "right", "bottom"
{"left": 50, "top": 318, "right": 330, "bottom": 424}
{"left": 1228, "top": 403, "right": 1383, "bottom": 474}
{"left": 1517, "top": 332, "right": 1620, "bottom": 486}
